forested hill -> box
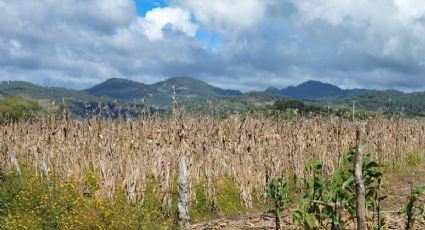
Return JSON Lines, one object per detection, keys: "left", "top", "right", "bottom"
{"left": 266, "top": 80, "right": 379, "bottom": 100}
{"left": 1, "top": 78, "right": 425, "bottom": 115}
{"left": 84, "top": 77, "right": 242, "bottom": 107}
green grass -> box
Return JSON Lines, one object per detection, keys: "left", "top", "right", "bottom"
{"left": 383, "top": 150, "right": 425, "bottom": 174}
{"left": 189, "top": 182, "right": 215, "bottom": 222}
{"left": 0, "top": 168, "right": 173, "bottom": 230}
{"left": 0, "top": 167, "right": 263, "bottom": 229}
{"left": 188, "top": 177, "right": 265, "bottom": 223}
{"left": 215, "top": 178, "right": 246, "bottom": 216}
{"left": 0, "top": 96, "right": 42, "bottom": 124}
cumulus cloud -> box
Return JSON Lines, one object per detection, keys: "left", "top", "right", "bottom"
{"left": 0, "top": 0, "right": 425, "bottom": 91}
{"left": 171, "top": 0, "right": 267, "bottom": 36}
{"left": 138, "top": 7, "right": 198, "bottom": 40}
{"left": 0, "top": 0, "right": 204, "bottom": 88}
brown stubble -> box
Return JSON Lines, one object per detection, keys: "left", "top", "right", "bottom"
{"left": 1, "top": 114, "right": 425, "bottom": 209}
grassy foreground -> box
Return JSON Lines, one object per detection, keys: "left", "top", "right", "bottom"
{"left": 0, "top": 168, "right": 172, "bottom": 229}
{"left": 0, "top": 167, "right": 259, "bottom": 229}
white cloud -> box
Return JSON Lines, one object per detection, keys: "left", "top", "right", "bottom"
{"left": 294, "top": 0, "right": 425, "bottom": 34}
{"left": 138, "top": 7, "right": 198, "bottom": 40}
{"left": 172, "top": 0, "right": 266, "bottom": 36}
{"left": 0, "top": 0, "right": 425, "bottom": 91}
{"left": 395, "top": 0, "right": 425, "bottom": 21}
{"left": 98, "top": 0, "right": 136, "bottom": 23}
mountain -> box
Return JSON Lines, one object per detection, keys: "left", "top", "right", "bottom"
{"left": 0, "top": 77, "right": 244, "bottom": 111}
{"left": 263, "top": 80, "right": 425, "bottom": 114}
{"left": 0, "top": 81, "right": 119, "bottom": 116}
{"left": 152, "top": 76, "right": 242, "bottom": 97}
{"left": 2, "top": 78, "right": 425, "bottom": 116}
{"left": 0, "top": 81, "right": 102, "bottom": 103}
{"left": 335, "top": 90, "right": 425, "bottom": 113}
{"left": 85, "top": 78, "right": 155, "bottom": 101}
{"left": 85, "top": 77, "right": 243, "bottom": 108}
{"left": 265, "top": 80, "right": 405, "bottom": 101}
{"left": 266, "top": 80, "right": 348, "bottom": 100}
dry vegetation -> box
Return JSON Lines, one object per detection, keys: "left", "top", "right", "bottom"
{"left": 1, "top": 113, "right": 424, "bottom": 215}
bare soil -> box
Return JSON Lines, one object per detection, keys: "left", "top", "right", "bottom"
{"left": 191, "top": 164, "right": 425, "bottom": 229}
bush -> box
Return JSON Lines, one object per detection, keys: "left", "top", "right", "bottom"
{"left": 273, "top": 99, "right": 327, "bottom": 116}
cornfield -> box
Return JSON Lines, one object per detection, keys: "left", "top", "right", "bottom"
{"left": 1, "top": 114, "right": 424, "bottom": 212}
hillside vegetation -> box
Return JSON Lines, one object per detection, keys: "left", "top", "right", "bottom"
{"left": 85, "top": 77, "right": 242, "bottom": 108}
{"left": 0, "top": 81, "right": 102, "bottom": 103}
{"left": 2, "top": 78, "right": 425, "bottom": 118}
{"left": 0, "top": 96, "right": 42, "bottom": 124}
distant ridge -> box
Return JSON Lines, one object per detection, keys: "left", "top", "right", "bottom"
{"left": 84, "top": 76, "right": 243, "bottom": 107}
{"left": 0, "top": 80, "right": 101, "bottom": 102}
{"left": 151, "top": 76, "right": 242, "bottom": 97}
{"left": 85, "top": 78, "right": 155, "bottom": 100}
{"left": 265, "top": 80, "right": 344, "bottom": 100}
{"left": 265, "top": 80, "right": 402, "bottom": 101}
{"left": 2, "top": 77, "right": 425, "bottom": 115}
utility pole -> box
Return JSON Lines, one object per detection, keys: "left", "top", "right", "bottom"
{"left": 352, "top": 101, "right": 355, "bottom": 121}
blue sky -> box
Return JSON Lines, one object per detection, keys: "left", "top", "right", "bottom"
{"left": 134, "top": 0, "right": 166, "bottom": 16}
{"left": 0, "top": 0, "right": 425, "bottom": 91}
{"left": 134, "top": 0, "right": 223, "bottom": 49}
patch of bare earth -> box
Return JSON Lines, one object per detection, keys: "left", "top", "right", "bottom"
{"left": 191, "top": 164, "right": 425, "bottom": 229}
{"left": 191, "top": 213, "right": 424, "bottom": 229}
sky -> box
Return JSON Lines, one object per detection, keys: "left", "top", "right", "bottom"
{"left": 1, "top": 0, "right": 425, "bottom": 92}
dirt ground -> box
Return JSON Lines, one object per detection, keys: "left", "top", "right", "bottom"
{"left": 191, "top": 212, "right": 424, "bottom": 230}
{"left": 191, "top": 164, "right": 425, "bottom": 230}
